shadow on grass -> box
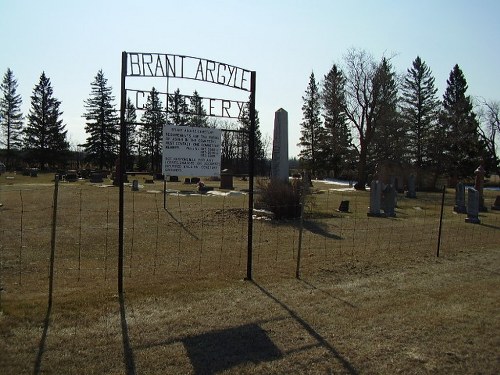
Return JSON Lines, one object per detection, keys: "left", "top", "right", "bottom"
{"left": 135, "top": 316, "right": 286, "bottom": 374}
{"left": 301, "top": 219, "right": 342, "bottom": 240}
{"left": 252, "top": 281, "right": 359, "bottom": 375}
{"left": 120, "top": 292, "right": 137, "bottom": 375}
{"left": 183, "top": 323, "right": 282, "bottom": 375}
{"left": 164, "top": 208, "right": 200, "bottom": 240}
{"left": 33, "top": 300, "right": 52, "bottom": 375}
{"left": 479, "top": 222, "right": 500, "bottom": 230}
{"left": 299, "top": 279, "right": 357, "bottom": 309}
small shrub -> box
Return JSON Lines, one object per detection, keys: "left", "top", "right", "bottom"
{"left": 255, "top": 178, "right": 305, "bottom": 219}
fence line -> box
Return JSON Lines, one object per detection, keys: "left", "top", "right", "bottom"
{"left": 1, "top": 182, "right": 499, "bottom": 296}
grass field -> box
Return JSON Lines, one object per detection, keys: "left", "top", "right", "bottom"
{"left": 0, "top": 172, "right": 499, "bottom": 374}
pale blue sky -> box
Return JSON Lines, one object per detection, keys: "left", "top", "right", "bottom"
{"left": 1, "top": 0, "right": 499, "bottom": 157}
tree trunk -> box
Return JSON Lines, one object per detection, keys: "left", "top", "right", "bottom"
{"left": 355, "top": 143, "right": 367, "bottom": 190}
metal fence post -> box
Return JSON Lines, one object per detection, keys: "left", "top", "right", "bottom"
{"left": 437, "top": 185, "right": 446, "bottom": 257}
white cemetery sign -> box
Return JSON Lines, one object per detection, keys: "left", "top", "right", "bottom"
{"left": 162, "top": 124, "right": 221, "bottom": 177}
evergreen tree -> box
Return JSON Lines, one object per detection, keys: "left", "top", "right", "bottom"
{"left": 400, "top": 56, "right": 440, "bottom": 167}
{"left": 188, "top": 90, "right": 209, "bottom": 127}
{"left": 125, "top": 98, "right": 137, "bottom": 170}
{"left": 24, "top": 72, "right": 69, "bottom": 169}
{"left": 321, "top": 64, "right": 354, "bottom": 177}
{"left": 0, "top": 69, "right": 24, "bottom": 163}
{"left": 369, "top": 57, "right": 405, "bottom": 166}
{"left": 139, "top": 87, "right": 165, "bottom": 173}
{"left": 438, "top": 64, "right": 482, "bottom": 178}
{"left": 82, "top": 70, "right": 119, "bottom": 170}
{"left": 238, "top": 101, "right": 266, "bottom": 175}
{"left": 299, "top": 72, "right": 323, "bottom": 176}
{"left": 167, "top": 88, "right": 189, "bottom": 126}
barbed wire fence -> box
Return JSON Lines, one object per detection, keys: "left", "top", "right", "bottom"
{"left": 1, "top": 179, "right": 499, "bottom": 300}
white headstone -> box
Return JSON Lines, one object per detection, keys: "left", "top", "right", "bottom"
{"left": 367, "top": 180, "right": 383, "bottom": 216}
{"left": 271, "top": 108, "right": 289, "bottom": 183}
{"left": 465, "top": 188, "right": 481, "bottom": 224}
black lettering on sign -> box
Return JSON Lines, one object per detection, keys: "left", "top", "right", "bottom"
{"left": 125, "top": 53, "right": 252, "bottom": 91}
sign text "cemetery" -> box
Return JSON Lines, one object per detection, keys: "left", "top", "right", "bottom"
{"left": 127, "top": 52, "right": 251, "bottom": 92}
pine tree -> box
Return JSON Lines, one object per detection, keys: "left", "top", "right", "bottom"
{"left": 188, "top": 90, "right": 209, "bottom": 127}
{"left": 299, "top": 72, "right": 323, "bottom": 176}
{"left": 369, "top": 57, "right": 404, "bottom": 165}
{"left": 167, "top": 88, "right": 189, "bottom": 126}
{"left": 321, "top": 64, "right": 353, "bottom": 178}
{"left": 24, "top": 72, "right": 69, "bottom": 169}
{"left": 400, "top": 56, "right": 440, "bottom": 167}
{"left": 438, "top": 64, "right": 482, "bottom": 178}
{"left": 139, "top": 87, "right": 165, "bottom": 173}
{"left": 0, "top": 69, "right": 24, "bottom": 165}
{"left": 238, "top": 101, "right": 266, "bottom": 175}
{"left": 82, "top": 70, "right": 119, "bottom": 170}
{"left": 125, "top": 98, "right": 137, "bottom": 170}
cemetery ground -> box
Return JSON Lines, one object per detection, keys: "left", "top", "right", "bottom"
{"left": 0, "top": 173, "right": 499, "bottom": 374}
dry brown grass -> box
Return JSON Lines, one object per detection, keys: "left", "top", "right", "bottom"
{"left": 1, "top": 172, "right": 499, "bottom": 374}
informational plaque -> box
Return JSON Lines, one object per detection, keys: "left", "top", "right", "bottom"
{"left": 162, "top": 124, "right": 221, "bottom": 177}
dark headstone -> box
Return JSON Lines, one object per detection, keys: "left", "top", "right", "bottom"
{"left": 132, "top": 180, "right": 139, "bottom": 191}
{"left": 382, "top": 184, "right": 396, "bottom": 217}
{"left": 220, "top": 172, "right": 234, "bottom": 190}
{"left": 491, "top": 195, "right": 500, "bottom": 211}
{"left": 65, "top": 170, "right": 78, "bottom": 182}
{"left": 453, "top": 182, "right": 467, "bottom": 213}
{"left": 169, "top": 175, "right": 179, "bottom": 182}
{"left": 406, "top": 174, "right": 417, "bottom": 198}
{"left": 191, "top": 177, "right": 200, "bottom": 184}
{"left": 337, "top": 200, "right": 349, "bottom": 212}
{"left": 184, "top": 178, "right": 191, "bottom": 184}
{"left": 90, "top": 172, "right": 104, "bottom": 183}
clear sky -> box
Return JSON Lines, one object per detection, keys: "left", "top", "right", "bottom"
{"left": 1, "top": 0, "right": 499, "bottom": 157}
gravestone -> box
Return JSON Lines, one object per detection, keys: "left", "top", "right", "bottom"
{"left": 169, "top": 175, "right": 179, "bottom": 182}
{"left": 132, "top": 180, "right": 139, "bottom": 191}
{"left": 406, "top": 174, "right": 417, "bottom": 198}
{"left": 337, "top": 200, "right": 349, "bottom": 212}
{"left": 491, "top": 196, "right": 500, "bottom": 210}
{"left": 382, "top": 184, "right": 396, "bottom": 217}
{"left": 271, "top": 108, "right": 289, "bottom": 183}
{"left": 220, "top": 169, "right": 234, "bottom": 190}
{"left": 474, "top": 164, "right": 487, "bottom": 211}
{"left": 367, "top": 180, "right": 384, "bottom": 217}
{"left": 90, "top": 172, "right": 104, "bottom": 183}
{"left": 453, "top": 182, "right": 467, "bottom": 213}
{"left": 465, "top": 188, "right": 480, "bottom": 224}
{"left": 65, "top": 170, "right": 78, "bottom": 182}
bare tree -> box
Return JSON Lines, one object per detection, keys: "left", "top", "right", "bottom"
{"left": 342, "top": 49, "right": 396, "bottom": 189}
{"left": 477, "top": 98, "right": 500, "bottom": 174}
